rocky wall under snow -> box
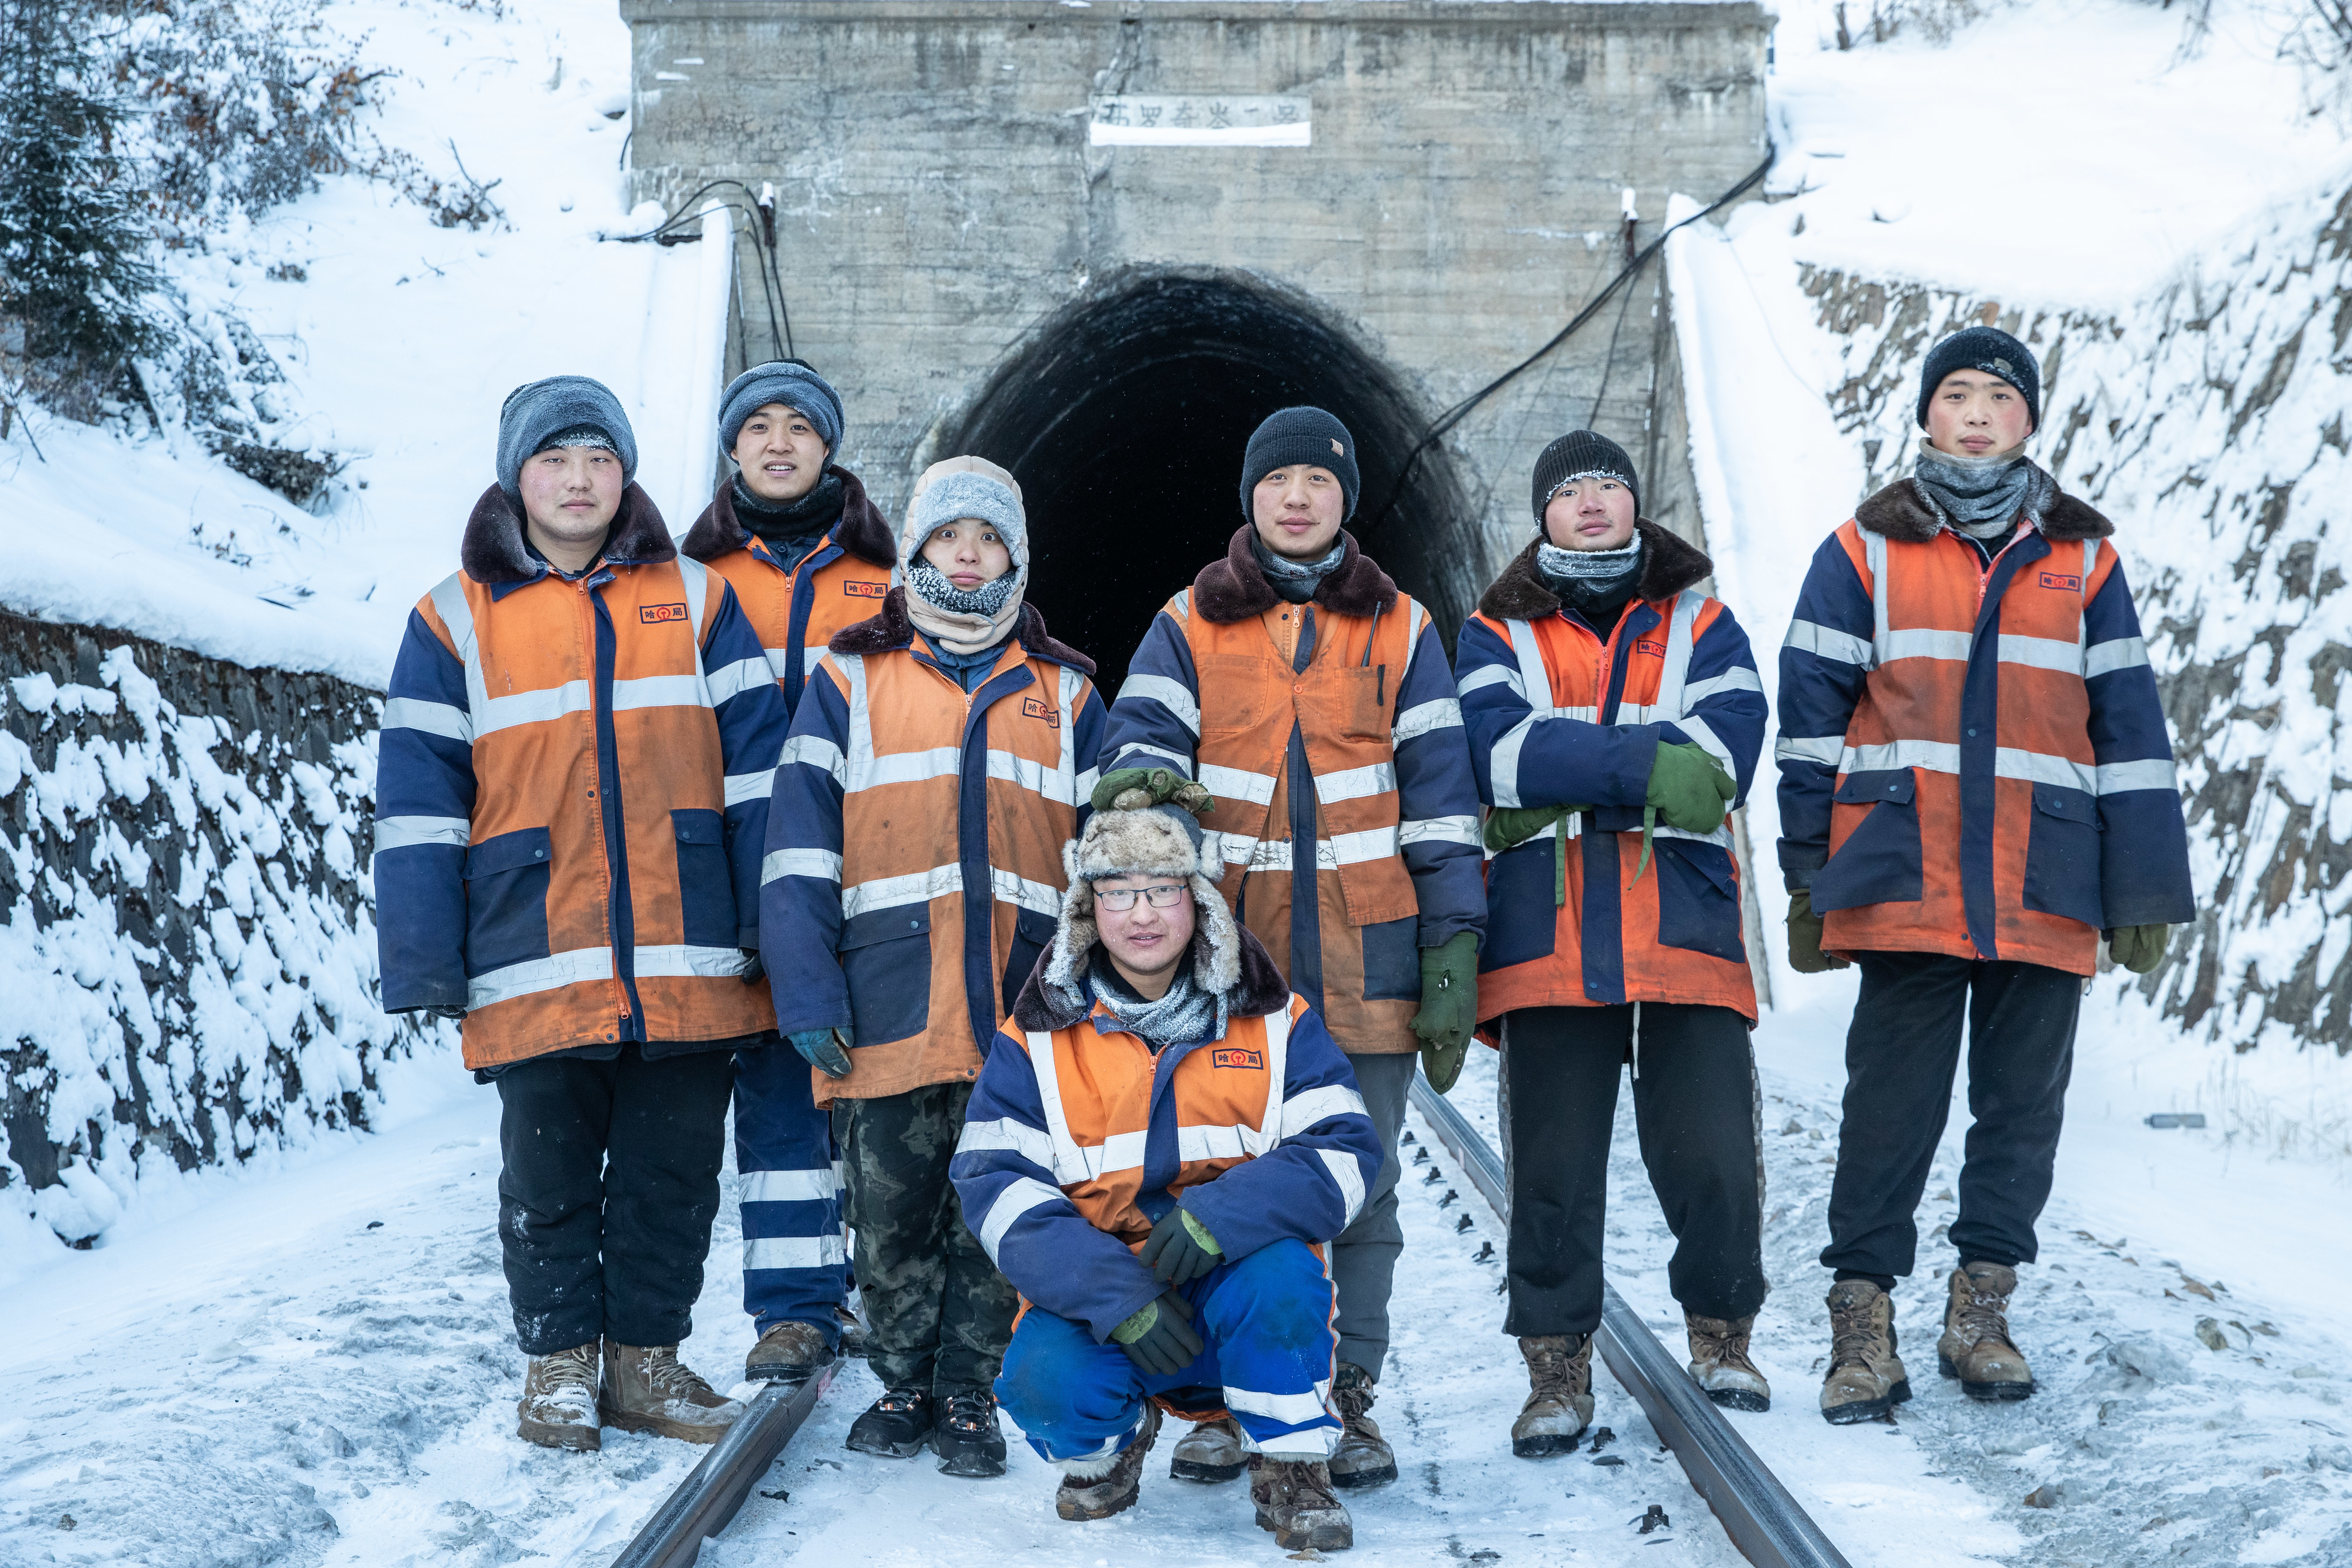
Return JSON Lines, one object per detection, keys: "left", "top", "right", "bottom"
{"left": 0, "top": 609, "right": 434, "bottom": 1245}
{"left": 1796, "top": 189, "right": 2352, "bottom": 1051}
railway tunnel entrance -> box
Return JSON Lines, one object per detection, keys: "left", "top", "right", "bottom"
{"left": 949, "top": 275, "right": 1480, "bottom": 694}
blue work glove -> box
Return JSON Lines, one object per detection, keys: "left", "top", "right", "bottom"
{"left": 789, "top": 1026, "right": 852, "bottom": 1078}
{"left": 1140, "top": 1207, "right": 1224, "bottom": 1287}
{"left": 1111, "top": 1291, "right": 1203, "bottom": 1376}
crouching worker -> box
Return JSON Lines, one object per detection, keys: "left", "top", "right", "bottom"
{"left": 1456, "top": 431, "right": 1772, "bottom": 1450}
{"left": 374, "top": 377, "right": 790, "bottom": 1451}
{"left": 953, "top": 801, "right": 1382, "bottom": 1552}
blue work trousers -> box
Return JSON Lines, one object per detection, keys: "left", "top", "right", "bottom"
{"left": 733, "top": 1046, "right": 847, "bottom": 1339}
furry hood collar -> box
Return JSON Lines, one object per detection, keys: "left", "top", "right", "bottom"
{"left": 1477, "top": 519, "right": 1714, "bottom": 623}
{"left": 827, "top": 586, "right": 1097, "bottom": 677}
{"left": 676, "top": 464, "right": 896, "bottom": 567}
{"left": 461, "top": 481, "right": 672, "bottom": 585}
{"left": 1192, "top": 525, "right": 1398, "bottom": 624}
{"left": 1011, "top": 919, "right": 1291, "bottom": 1033}
{"left": 1854, "top": 463, "right": 2114, "bottom": 544}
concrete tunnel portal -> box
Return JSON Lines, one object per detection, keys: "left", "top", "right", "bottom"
{"left": 949, "top": 275, "right": 1481, "bottom": 694}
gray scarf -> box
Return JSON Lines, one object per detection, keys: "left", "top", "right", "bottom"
{"left": 907, "top": 561, "right": 1021, "bottom": 622}
{"left": 1536, "top": 536, "right": 1644, "bottom": 610}
{"left": 1084, "top": 955, "right": 1226, "bottom": 1051}
{"left": 1912, "top": 440, "right": 2048, "bottom": 539}
{"left": 1251, "top": 535, "right": 1346, "bottom": 605}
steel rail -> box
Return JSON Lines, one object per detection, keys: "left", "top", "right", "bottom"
{"left": 612, "top": 1360, "right": 838, "bottom": 1568}
{"left": 1408, "top": 1075, "right": 1853, "bottom": 1568}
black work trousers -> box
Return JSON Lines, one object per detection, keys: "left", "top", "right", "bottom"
{"left": 1501, "top": 1003, "right": 1766, "bottom": 1338}
{"left": 1820, "top": 952, "right": 2082, "bottom": 1289}
{"left": 494, "top": 1044, "right": 736, "bottom": 1355}
{"left": 833, "top": 1080, "right": 1018, "bottom": 1395}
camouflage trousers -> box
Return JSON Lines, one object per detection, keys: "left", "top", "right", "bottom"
{"left": 831, "top": 1079, "right": 1018, "bottom": 1394}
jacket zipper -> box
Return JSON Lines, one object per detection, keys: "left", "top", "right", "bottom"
{"left": 580, "top": 574, "right": 631, "bottom": 1023}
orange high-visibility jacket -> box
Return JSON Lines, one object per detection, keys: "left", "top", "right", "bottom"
{"left": 679, "top": 465, "right": 896, "bottom": 720}
{"left": 1098, "top": 528, "right": 1485, "bottom": 1054}
{"left": 374, "top": 484, "right": 789, "bottom": 1069}
{"left": 761, "top": 590, "right": 1106, "bottom": 1105}
{"left": 951, "top": 933, "right": 1381, "bottom": 1343}
{"left": 1456, "top": 526, "right": 1768, "bottom": 1021}
{"left": 1774, "top": 479, "right": 2194, "bottom": 972}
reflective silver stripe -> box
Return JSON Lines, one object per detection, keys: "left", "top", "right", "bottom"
{"left": 744, "top": 1233, "right": 847, "bottom": 1271}
{"left": 1775, "top": 734, "right": 1845, "bottom": 767}
{"left": 1864, "top": 528, "right": 1891, "bottom": 662}
{"left": 1487, "top": 713, "right": 1540, "bottom": 809}
{"left": 1252, "top": 1005, "right": 1294, "bottom": 1157}
{"left": 1391, "top": 697, "right": 1463, "bottom": 744}
{"left": 987, "top": 747, "right": 1081, "bottom": 805}
{"left": 479, "top": 680, "right": 592, "bottom": 736}
{"left": 1055, "top": 665, "right": 1082, "bottom": 812}
{"left": 1223, "top": 1386, "right": 1334, "bottom": 1426}
{"left": 1653, "top": 822, "right": 1734, "bottom": 848}
{"left": 1398, "top": 815, "right": 1480, "bottom": 848}
{"left": 1882, "top": 628, "right": 1972, "bottom": 664}
{"left": 724, "top": 767, "right": 774, "bottom": 806}
{"left": 1996, "top": 634, "right": 2082, "bottom": 674}
{"left": 1023, "top": 1030, "right": 1085, "bottom": 1181}
{"left": 1320, "top": 1147, "right": 1366, "bottom": 1229}
{"left": 1176, "top": 1124, "right": 1252, "bottom": 1162}
{"left": 781, "top": 733, "right": 847, "bottom": 786}
{"left": 1112, "top": 743, "right": 1195, "bottom": 774}
{"left": 1277, "top": 1082, "right": 1368, "bottom": 1137}
{"left": 1650, "top": 590, "right": 1703, "bottom": 721}
{"left": 955, "top": 1116, "right": 1059, "bottom": 1170}
{"left": 1200, "top": 763, "right": 1280, "bottom": 806}
{"left": 1839, "top": 739, "right": 2108, "bottom": 794}
{"left": 804, "top": 645, "right": 828, "bottom": 674}
{"left": 1841, "top": 739, "right": 1961, "bottom": 776}
{"left": 989, "top": 867, "right": 1067, "bottom": 917}
{"left": 1455, "top": 663, "right": 1521, "bottom": 697}
{"left": 1167, "top": 588, "right": 1194, "bottom": 623}
{"left": 427, "top": 572, "right": 489, "bottom": 731}
{"left": 1681, "top": 666, "right": 1764, "bottom": 704}
{"left": 2097, "top": 757, "right": 2178, "bottom": 794}
{"left": 679, "top": 554, "right": 710, "bottom": 642}
{"left": 1314, "top": 761, "right": 1395, "bottom": 804}
{"left": 1051, "top": 1129, "right": 1150, "bottom": 1182}
{"left": 705, "top": 654, "right": 773, "bottom": 705}
{"left": 1504, "top": 619, "right": 1551, "bottom": 708}
{"left": 381, "top": 696, "right": 472, "bottom": 743}
{"left": 1676, "top": 713, "right": 1736, "bottom": 773}
{"left": 863, "top": 746, "right": 964, "bottom": 788}
{"left": 838, "top": 653, "right": 876, "bottom": 790}
{"left": 1118, "top": 672, "right": 1200, "bottom": 736}
{"left": 1783, "top": 617, "right": 1873, "bottom": 667}
{"left": 1996, "top": 750, "right": 2095, "bottom": 791}
{"left": 1075, "top": 767, "right": 1099, "bottom": 802}
{"left": 2084, "top": 636, "right": 2150, "bottom": 679}
{"left": 762, "top": 847, "right": 843, "bottom": 885}
{"left": 762, "top": 646, "right": 796, "bottom": 681}
{"left": 469, "top": 946, "right": 613, "bottom": 1009}
{"left": 1329, "top": 827, "right": 1399, "bottom": 864}
{"left": 842, "top": 863, "right": 961, "bottom": 918}
{"left": 976, "top": 1176, "right": 1064, "bottom": 1263}
{"left": 1403, "top": 597, "right": 1428, "bottom": 654}
{"left": 634, "top": 944, "right": 755, "bottom": 978}
{"left": 739, "top": 1169, "right": 837, "bottom": 1204}
{"left": 1483, "top": 811, "right": 1583, "bottom": 862}
{"left": 372, "top": 814, "right": 470, "bottom": 852}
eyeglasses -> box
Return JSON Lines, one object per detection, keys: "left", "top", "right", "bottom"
{"left": 1094, "top": 883, "right": 1188, "bottom": 911}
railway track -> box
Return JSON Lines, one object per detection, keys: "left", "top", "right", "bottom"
{"left": 612, "top": 1076, "right": 1853, "bottom": 1568}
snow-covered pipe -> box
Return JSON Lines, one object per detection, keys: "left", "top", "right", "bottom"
{"left": 676, "top": 200, "right": 733, "bottom": 528}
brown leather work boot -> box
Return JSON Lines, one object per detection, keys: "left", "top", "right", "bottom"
{"left": 1820, "top": 1281, "right": 1912, "bottom": 1425}
{"left": 1511, "top": 1334, "right": 1594, "bottom": 1457}
{"left": 599, "top": 1340, "right": 745, "bottom": 1444}
{"left": 1057, "top": 1404, "right": 1160, "bottom": 1521}
{"left": 1328, "top": 1363, "right": 1397, "bottom": 1490}
{"left": 745, "top": 1319, "right": 835, "bottom": 1384}
{"left": 1169, "top": 1414, "right": 1247, "bottom": 1483}
{"left": 1686, "top": 1312, "right": 1771, "bottom": 1412}
{"left": 1251, "top": 1455, "right": 1354, "bottom": 1551}
{"left": 1938, "top": 1262, "right": 2035, "bottom": 1401}
{"left": 517, "top": 1341, "right": 600, "bottom": 1451}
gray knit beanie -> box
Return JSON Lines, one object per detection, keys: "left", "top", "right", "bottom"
{"left": 720, "top": 360, "right": 844, "bottom": 456}
{"left": 497, "top": 376, "right": 637, "bottom": 502}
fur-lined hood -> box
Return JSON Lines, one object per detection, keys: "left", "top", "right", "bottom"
{"left": 827, "top": 586, "right": 1096, "bottom": 677}
{"left": 1476, "top": 519, "right": 1713, "bottom": 623}
{"left": 460, "top": 481, "right": 673, "bottom": 585}
{"left": 1011, "top": 921, "right": 1291, "bottom": 1033}
{"left": 1192, "top": 525, "right": 1398, "bottom": 624}
{"left": 676, "top": 464, "right": 897, "bottom": 567}
{"left": 1854, "top": 462, "right": 2114, "bottom": 544}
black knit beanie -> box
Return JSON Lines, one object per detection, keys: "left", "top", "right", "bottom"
{"left": 1239, "top": 407, "right": 1360, "bottom": 522}
{"left": 1916, "top": 326, "right": 2040, "bottom": 432}
{"left": 1531, "top": 430, "right": 1640, "bottom": 528}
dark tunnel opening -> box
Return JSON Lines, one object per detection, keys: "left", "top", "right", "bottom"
{"left": 950, "top": 274, "right": 1476, "bottom": 694}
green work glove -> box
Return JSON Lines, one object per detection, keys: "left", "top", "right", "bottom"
{"left": 1140, "top": 1207, "right": 1224, "bottom": 1286}
{"left": 1111, "top": 1290, "right": 1204, "bottom": 1376}
{"left": 1484, "top": 804, "right": 1593, "bottom": 907}
{"left": 1785, "top": 889, "right": 1848, "bottom": 975}
{"left": 2108, "top": 923, "right": 2171, "bottom": 975}
{"left": 1090, "top": 766, "right": 1216, "bottom": 817}
{"left": 1412, "top": 930, "right": 1480, "bottom": 1091}
{"left": 788, "top": 1026, "right": 853, "bottom": 1077}
{"left": 1635, "top": 743, "right": 1736, "bottom": 881}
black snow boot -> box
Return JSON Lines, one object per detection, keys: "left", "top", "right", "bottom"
{"left": 847, "top": 1386, "right": 935, "bottom": 1458}
{"left": 932, "top": 1387, "right": 1008, "bottom": 1478}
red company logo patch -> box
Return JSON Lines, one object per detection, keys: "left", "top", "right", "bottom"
{"left": 2039, "top": 572, "right": 2082, "bottom": 593}
{"left": 1021, "top": 696, "right": 1061, "bottom": 728}
{"left": 639, "top": 603, "right": 688, "bottom": 624}
{"left": 1211, "top": 1047, "right": 1264, "bottom": 1070}
{"left": 1636, "top": 639, "right": 1667, "bottom": 657}
{"left": 844, "top": 580, "right": 888, "bottom": 598}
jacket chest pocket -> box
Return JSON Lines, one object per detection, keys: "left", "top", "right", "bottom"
{"left": 2022, "top": 786, "right": 2104, "bottom": 929}
{"left": 671, "top": 808, "right": 737, "bottom": 949}
{"left": 1195, "top": 653, "right": 1271, "bottom": 741}
{"left": 1329, "top": 664, "right": 1389, "bottom": 743}
{"left": 463, "top": 827, "right": 553, "bottom": 977}
{"left": 1654, "top": 840, "right": 1746, "bottom": 962}
{"left": 1810, "top": 769, "right": 1923, "bottom": 912}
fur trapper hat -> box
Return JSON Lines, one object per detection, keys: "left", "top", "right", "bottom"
{"left": 1043, "top": 802, "right": 1241, "bottom": 1002}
